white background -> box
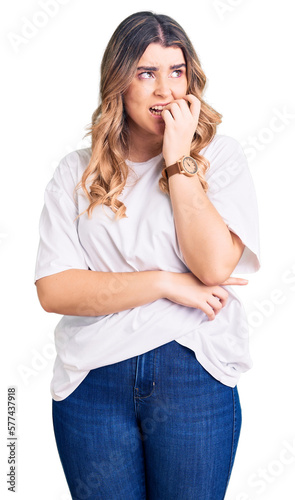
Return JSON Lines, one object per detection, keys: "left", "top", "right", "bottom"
{"left": 1, "top": 0, "right": 295, "bottom": 498}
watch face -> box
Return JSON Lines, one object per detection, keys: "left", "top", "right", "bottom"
{"left": 182, "top": 156, "right": 198, "bottom": 175}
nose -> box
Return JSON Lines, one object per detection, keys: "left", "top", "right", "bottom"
{"left": 154, "top": 75, "right": 172, "bottom": 99}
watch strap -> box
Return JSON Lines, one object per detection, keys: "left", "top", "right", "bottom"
{"left": 164, "top": 162, "right": 179, "bottom": 179}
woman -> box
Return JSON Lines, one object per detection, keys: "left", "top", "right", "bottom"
{"left": 35, "top": 11, "right": 260, "bottom": 500}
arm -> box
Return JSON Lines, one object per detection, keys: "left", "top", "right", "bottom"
{"left": 168, "top": 173, "right": 245, "bottom": 285}
{"left": 162, "top": 95, "right": 245, "bottom": 286}
{"left": 36, "top": 268, "right": 248, "bottom": 319}
{"left": 36, "top": 269, "right": 164, "bottom": 316}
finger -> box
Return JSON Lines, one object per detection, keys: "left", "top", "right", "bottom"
{"left": 201, "top": 303, "right": 215, "bottom": 321}
{"left": 210, "top": 286, "right": 228, "bottom": 307}
{"left": 221, "top": 277, "right": 248, "bottom": 286}
{"left": 161, "top": 108, "right": 174, "bottom": 125}
{"left": 207, "top": 295, "right": 224, "bottom": 313}
{"left": 176, "top": 99, "right": 192, "bottom": 119}
{"left": 162, "top": 102, "right": 182, "bottom": 121}
{"left": 216, "top": 291, "right": 228, "bottom": 308}
{"left": 183, "top": 94, "right": 201, "bottom": 119}
{"left": 166, "top": 98, "right": 192, "bottom": 119}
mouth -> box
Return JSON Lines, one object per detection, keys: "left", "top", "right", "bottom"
{"left": 149, "top": 104, "right": 169, "bottom": 116}
{"left": 149, "top": 106, "right": 164, "bottom": 116}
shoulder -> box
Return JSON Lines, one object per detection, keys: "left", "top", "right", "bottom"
{"left": 201, "top": 134, "right": 245, "bottom": 162}
{"left": 46, "top": 147, "right": 92, "bottom": 194}
{"left": 54, "top": 147, "right": 92, "bottom": 184}
{"left": 201, "top": 134, "right": 248, "bottom": 180}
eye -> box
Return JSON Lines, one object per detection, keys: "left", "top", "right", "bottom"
{"left": 170, "top": 69, "right": 183, "bottom": 78}
{"left": 138, "top": 71, "right": 154, "bottom": 80}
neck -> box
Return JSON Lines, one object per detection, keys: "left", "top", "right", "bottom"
{"left": 127, "top": 126, "right": 163, "bottom": 163}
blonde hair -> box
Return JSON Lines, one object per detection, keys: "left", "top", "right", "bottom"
{"left": 77, "top": 11, "right": 222, "bottom": 220}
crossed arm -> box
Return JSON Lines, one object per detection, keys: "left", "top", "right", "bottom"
{"left": 36, "top": 95, "right": 246, "bottom": 319}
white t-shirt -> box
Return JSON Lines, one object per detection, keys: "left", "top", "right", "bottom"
{"left": 35, "top": 134, "right": 260, "bottom": 401}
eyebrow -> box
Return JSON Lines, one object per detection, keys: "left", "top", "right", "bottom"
{"left": 136, "top": 63, "right": 186, "bottom": 71}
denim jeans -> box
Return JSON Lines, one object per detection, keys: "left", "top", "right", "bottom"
{"left": 52, "top": 340, "right": 242, "bottom": 499}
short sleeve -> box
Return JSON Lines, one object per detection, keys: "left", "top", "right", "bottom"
{"left": 34, "top": 153, "right": 89, "bottom": 283}
{"left": 205, "top": 135, "right": 261, "bottom": 274}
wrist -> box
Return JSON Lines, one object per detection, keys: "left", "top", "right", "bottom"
{"left": 164, "top": 152, "right": 190, "bottom": 168}
{"left": 156, "top": 271, "right": 173, "bottom": 299}
{"left": 162, "top": 155, "right": 198, "bottom": 180}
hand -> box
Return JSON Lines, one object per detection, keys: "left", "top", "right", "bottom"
{"left": 162, "top": 272, "right": 248, "bottom": 321}
{"left": 161, "top": 94, "right": 201, "bottom": 167}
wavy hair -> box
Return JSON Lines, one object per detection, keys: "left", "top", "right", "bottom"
{"left": 77, "top": 11, "right": 222, "bottom": 220}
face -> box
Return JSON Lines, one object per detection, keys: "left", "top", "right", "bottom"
{"left": 123, "top": 43, "right": 188, "bottom": 142}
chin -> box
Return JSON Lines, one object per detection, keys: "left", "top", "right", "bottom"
{"left": 153, "top": 122, "right": 165, "bottom": 136}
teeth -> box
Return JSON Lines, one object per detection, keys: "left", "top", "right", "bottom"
{"left": 150, "top": 105, "right": 165, "bottom": 116}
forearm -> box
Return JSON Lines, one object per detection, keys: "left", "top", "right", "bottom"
{"left": 161, "top": 96, "right": 244, "bottom": 285}
{"left": 36, "top": 269, "right": 166, "bottom": 316}
{"left": 168, "top": 174, "right": 244, "bottom": 285}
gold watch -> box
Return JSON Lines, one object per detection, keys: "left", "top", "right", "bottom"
{"left": 162, "top": 156, "right": 198, "bottom": 179}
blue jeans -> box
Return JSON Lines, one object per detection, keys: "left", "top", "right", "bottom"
{"left": 52, "top": 341, "right": 242, "bottom": 499}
